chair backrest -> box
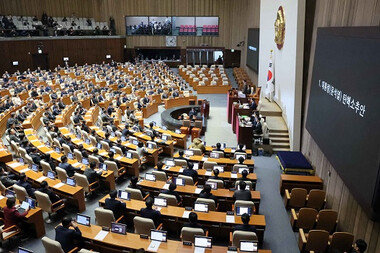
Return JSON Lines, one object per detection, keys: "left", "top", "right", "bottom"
{"left": 41, "top": 236, "right": 65, "bottom": 253}
{"left": 329, "top": 232, "right": 354, "bottom": 253}
{"left": 174, "top": 159, "right": 187, "bottom": 167}
{"left": 90, "top": 136, "right": 97, "bottom": 146}
{"left": 100, "top": 141, "right": 110, "bottom": 151}
{"left": 232, "top": 164, "right": 248, "bottom": 173}
{"left": 206, "top": 179, "right": 224, "bottom": 188}
{"left": 181, "top": 227, "right": 205, "bottom": 243}
{"left": 53, "top": 138, "right": 62, "bottom": 148}
{"left": 304, "top": 230, "right": 329, "bottom": 252}
{"left": 13, "top": 184, "right": 28, "bottom": 201}
{"left": 129, "top": 150, "right": 139, "bottom": 160}
{"left": 74, "top": 149, "right": 82, "bottom": 161}
{"left": 40, "top": 160, "right": 52, "bottom": 175}
{"left": 306, "top": 189, "right": 326, "bottom": 210}
{"left": 105, "top": 160, "right": 118, "bottom": 177}
{"left": 89, "top": 155, "right": 100, "bottom": 165}
{"left": 113, "top": 146, "right": 123, "bottom": 155}
{"left": 212, "top": 151, "right": 224, "bottom": 158}
{"left": 125, "top": 187, "right": 144, "bottom": 200}
{"left": 35, "top": 190, "right": 53, "bottom": 213}
{"left": 56, "top": 167, "right": 68, "bottom": 182}
{"left": 296, "top": 208, "right": 318, "bottom": 230}
{"left": 152, "top": 170, "right": 167, "bottom": 181}
{"left": 18, "top": 147, "right": 27, "bottom": 159}
{"left": 195, "top": 198, "right": 216, "bottom": 211}
{"left": 234, "top": 180, "right": 253, "bottom": 189}
{"left": 178, "top": 175, "right": 194, "bottom": 185}
{"left": 315, "top": 209, "right": 338, "bottom": 233}
{"left": 62, "top": 144, "right": 71, "bottom": 156}
{"left": 183, "top": 119, "right": 191, "bottom": 127}
{"left": 234, "top": 152, "right": 246, "bottom": 159}
{"left": 158, "top": 193, "right": 178, "bottom": 206}
{"left": 194, "top": 120, "right": 202, "bottom": 129}
{"left": 289, "top": 188, "right": 307, "bottom": 208}
{"left": 0, "top": 181, "right": 7, "bottom": 194}
{"left": 232, "top": 231, "right": 258, "bottom": 247}
{"left": 133, "top": 216, "right": 155, "bottom": 235}
{"left": 24, "top": 154, "right": 34, "bottom": 165}
{"left": 234, "top": 200, "right": 255, "bottom": 213}
{"left": 147, "top": 141, "right": 157, "bottom": 149}
{"left": 203, "top": 161, "right": 217, "bottom": 170}
{"left": 74, "top": 173, "right": 90, "bottom": 193}
{"left": 189, "top": 148, "right": 202, "bottom": 156}
{"left": 95, "top": 207, "right": 115, "bottom": 228}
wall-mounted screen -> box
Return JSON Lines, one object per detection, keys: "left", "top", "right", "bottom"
{"left": 246, "top": 28, "right": 259, "bottom": 72}
{"left": 126, "top": 16, "right": 219, "bottom": 36}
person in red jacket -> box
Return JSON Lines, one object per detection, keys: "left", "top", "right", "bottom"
{"left": 3, "top": 197, "right": 29, "bottom": 229}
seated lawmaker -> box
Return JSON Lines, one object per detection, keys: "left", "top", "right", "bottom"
{"left": 233, "top": 181, "right": 251, "bottom": 201}
{"left": 59, "top": 155, "right": 81, "bottom": 177}
{"left": 199, "top": 184, "right": 218, "bottom": 205}
{"left": 3, "top": 197, "right": 29, "bottom": 230}
{"left": 17, "top": 173, "right": 36, "bottom": 198}
{"left": 55, "top": 217, "right": 83, "bottom": 253}
{"left": 140, "top": 197, "right": 161, "bottom": 226}
{"left": 38, "top": 181, "right": 62, "bottom": 208}
{"left": 161, "top": 182, "right": 182, "bottom": 203}
{"left": 183, "top": 212, "right": 205, "bottom": 232}
{"left": 105, "top": 190, "right": 127, "bottom": 220}
{"left": 83, "top": 161, "right": 101, "bottom": 184}
{"left": 182, "top": 162, "right": 198, "bottom": 182}
{"left": 234, "top": 213, "right": 256, "bottom": 233}
{"left": 128, "top": 176, "right": 146, "bottom": 197}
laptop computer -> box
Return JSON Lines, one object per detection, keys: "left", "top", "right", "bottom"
{"left": 18, "top": 158, "right": 24, "bottom": 164}
{"left": 145, "top": 173, "right": 156, "bottom": 182}
{"left": 240, "top": 240, "right": 258, "bottom": 252}
{"left": 55, "top": 147, "right": 61, "bottom": 153}
{"left": 26, "top": 197, "right": 36, "bottom": 209}
{"left": 235, "top": 154, "right": 247, "bottom": 160}
{"left": 193, "top": 163, "right": 199, "bottom": 170}
{"left": 236, "top": 206, "right": 252, "bottom": 216}
{"left": 47, "top": 171, "right": 56, "bottom": 179}
{"left": 67, "top": 152, "right": 74, "bottom": 160}
{"left": 210, "top": 152, "right": 220, "bottom": 159}
{"left": 194, "top": 203, "right": 209, "bottom": 213}
{"left": 82, "top": 158, "right": 89, "bottom": 165}
{"left": 205, "top": 181, "right": 218, "bottom": 190}
{"left": 17, "top": 247, "right": 33, "bottom": 253}
{"left": 174, "top": 178, "right": 185, "bottom": 186}
{"left": 109, "top": 148, "right": 116, "bottom": 154}
{"left": 30, "top": 164, "right": 39, "bottom": 172}
{"left": 121, "top": 136, "right": 126, "bottom": 142}
{"left": 150, "top": 230, "right": 167, "bottom": 242}
{"left": 132, "top": 140, "right": 139, "bottom": 145}
{"left": 17, "top": 201, "right": 30, "bottom": 215}
{"left": 111, "top": 222, "right": 127, "bottom": 235}
{"left": 194, "top": 235, "right": 212, "bottom": 249}
{"left": 99, "top": 163, "right": 107, "bottom": 171}
{"left": 5, "top": 189, "right": 15, "bottom": 198}
{"left": 97, "top": 143, "right": 102, "bottom": 149}
{"left": 213, "top": 165, "right": 224, "bottom": 173}
{"left": 66, "top": 178, "right": 76, "bottom": 186}
{"left": 85, "top": 139, "right": 91, "bottom": 145}
{"left": 76, "top": 214, "right": 91, "bottom": 226}
{"left": 237, "top": 184, "right": 251, "bottom": 191}
{"left": 117, "top": 190, "right": 130, "bottom": 201}
{"left": 126, "top": 152, "right": 133, "bottom": 159}
{"left": 147, "top": 143, "right": 154, "bottom": 149}
{"left": 154, "top": 197, "right": 167, "bottom": 207}
{"left": 162, "top": 135, "right": 168, "bottom": 141}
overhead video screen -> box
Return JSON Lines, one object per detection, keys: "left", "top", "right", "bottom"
{"left": 305, "top": 27, "right": 380, "bottom": 220}
{"left": 246, "top": 28, "right": 259, "bottom": 72}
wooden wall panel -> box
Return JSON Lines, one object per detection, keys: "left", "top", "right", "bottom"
{"left": 0, "top": 38, "right": 124, "bottom": 74}
{"left": 301, "top": 1, "right": 380, "bottom": 252}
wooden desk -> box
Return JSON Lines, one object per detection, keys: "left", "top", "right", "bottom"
{"left": 236, "top": 119, "right": 253, "bottom": 150}
{"left": 137, "top": 180, "right": 260, "bottom": 213}
{"left": 77, "top": 224, "right": 270, "bottom": 253}
{"left": 196, "top": 85, "right": 231, "bottom": 94}
{"left": 0, "top": 196, "right": 45, "bottom": 238}
{"left": 0, "top": 142, "right": 13, "bottom": 163}
{"left": 130, "top": 130, "right": 175, "bottom": 157}
{"left": 164, "top": 96, "right": 197, "bottom": 109}
{"left": 205, "top": 146, "right": 252, "bottom": 159}
{"left": 142, "top": 102, "right": 158, "bottom": 118}
{"left": 280, "top": 174, "right": 323, "bottom": 194}
{"left": 98, "top": 196, "right": 265, "bottom": 243}
{"left": 232, "top": 106, "right": 254, "bottom": 133}
{"left": 227, "top": 94, "right": 248, "bottom": 124}
{"left": 151, "top": 125, "right": 187, "bottom": 149}
{"left": 84, "top": 106, "right": 99, "bottom": 126}
{"left": 55, "top": 104, "right": 75, "bottom": 127}
{"left": 0, "top": 103, "right": 24, "bottom": 136}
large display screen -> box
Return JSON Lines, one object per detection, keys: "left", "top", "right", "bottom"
{"left": 246, "top": 28, "right": 259, "bottom": 72}
{"left": 306, "top": 27, "right": 380, "bottom": 220}
{"left": 126, "top": 16, "right": 219, "bottom": 36}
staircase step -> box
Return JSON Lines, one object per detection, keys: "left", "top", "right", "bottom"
{"left": 269, "top": 129, "right": 288, "bottom": 133}
{"left": 272, "top": 143, "right": 290, "bottom": 148}
{"left": 270, "top": 137, "right": 290, "bottom": 143}
{"left": 273, "top": 147, "right": 291, "bottom": 152}
{"left": 269, "top": 132, "right": 289, "bottom": 138}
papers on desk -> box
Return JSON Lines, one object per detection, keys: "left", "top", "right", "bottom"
{"left": 72, "top": 162, "right": 81, "bottom": 167}
{"left": 201, "top": 157, "right": 208, "bottom": 162}
{"left": 231, "top": 149, "right": 236, "bottom": 153}
{"left": 226, "top": 215, "right": 235, "bottom": 223}
{"left": 182, "top": 211, "right": 191, "bottom": 218}
{"left": 204, "top": 171, "right": 212, "bottom": 176}
{"left": 99, "top": 152, "right": 108, "bottom": 156}
{"left": 147, "top": 240, "right": 161, "bottom": 252}
{"left": 163, "top": 183, "right": 170, "bottom": 190}
{"left": 94, "top": 230, "right": 109, "bottom": 241}
{"left": 30, "top": 139, "right": 39, "bottom": 143}
{"left": 36, "top": 176, "right": 47, "bottom": 183}
{"left": 53, "top": 182, "right": 65, "bottom": 189}
{"left": 194, "top": 188, "right": 202, "bottom": 194}
{"left": 37, "top": 145, "right": 45, "bottom": 149}
{"left": 194, "top": 247, "right": 206, "bottom": 253}
{"left": 179, "top": 168, "right": 184, "bottom": 173}
{"left": 231, "top": 173, "right": 238, "bottom": 179}
{"left": 20, "top": 168, "right": 30, "bottom": 173}
{"left": 115, "top": 156, "right": 122, "bottom": 161}
{"left": 8, "top": 162, "right": 22, "bottom": 168}
{"left": 46, "top": 150, "right": 54, "bottom": 154}
{"left": 72, "top": 138, "right": 79, "bottom": 142}
{"left": 0, "top": 195, "right": 4, "bottom": 200}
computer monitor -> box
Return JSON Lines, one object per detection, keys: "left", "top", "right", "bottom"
{"left": 85, "top": 139, "right": 91, "bottom": 145}
{"left": 67, "top": 152, "right": 74, "bottom": 160}
{"left": 31, "top": 164, "right": 39, "bottom": 172}
{"left": 18, "top": 201, "right": 30, "bottom": 214}
{"left": 82, "top": 158, "right": 89, "bottom": 165}
{"left": 165, "top": 160, "right": 175, "bottom": 167}
{"left": 213, "top": 165, "right": 224, "bottom": 172}
{"left": 17, "top": 247, "right": 33, "bottom": 253}
{"left": 145, "top": 173, "right": 156, "bottom": 181}
{"left": 175, "top": 129, "right": 181, "bottom": 134}
{"left": 117, "top": 190, "right": 130, "bottom": 200}
{"left": 55, "top": 147, "right": 61, "bottom": 153}
{"left": 154, "top": 197, "right": 167, "bottom": 207}
{"left": 185, "top": 150, "right": 194, "bottom": 156}
{"left": 194, "top": 203, "right": 209, "bottom": 213}
{"left": 205, "top": 181, "right": 218, "bottom": 190}
{"left": 97, "top": 143, "right": 102, "bottom": 149}
{"left": 99, "top": 163, "right": 107, "bottom": 171}
{"left": 121, "top": 136, "right": 126, "bottom": 142}
{"left": 76, "top": 134, "right": 81, "bottom": 139}
{"left": 239, "top": 241, "right": 258, "bottom": 252}
{"left": 5, "top": 189, "right": 15, "bottom": 198}
{"left": 110, "top": 148, "right": 116, "bottom": 154}
{"left": 150, "top": 230, "right": 167, "bottom": 242}
{"left": 235, "top": 154, "right": 247, "bottom": 160}
{"left": 47, "top": 171, "right": 56, "bottom": 179}
{"left": 66, "top": 178, "right": 76, "bottom": 186}
{"left": 162, "top": 135, "right": 168, "bottom": 141}
{"left": 132, "top": 140, "right": 139, "bottom": 145}
{"left": 18, "top": 158, "right": 24, "bottom": 164}
{"left": 174, "top": 178, "right": 185, "bottom": 186}
{"left": 210, "top": 152, "right": 220, "bottom": 159}
{"left": 25, "top": 196, "right": 35, "bottom": 209}
{"left": 238, "top": 168, "right": 249, "bottom": 174}
{"left": 126, "top": 152, "right": 133, "bottom": 159}
{"left": 76, "top": 214, "right": 91, "bottom": 226}
{"left": 236, "top": 207, "right": 252, "bottom": 216}
{"left": 147, "top": 143, "right": 154, "bottom": 149}
{"left": 111, "top": 222, "right": 127, "bottom": 235}
{"left": 193, "top": 163, "right": 199, "bottom": 170}
{"left": 194, "top": 235, "right": 212, "bottom": 248}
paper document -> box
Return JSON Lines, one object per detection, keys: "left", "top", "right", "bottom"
{"left": 231, "top": 173, "right": 238, "bottom": 179}
{"left": 194, "top": 247, "right": 206, "bottom": 253}
{"left": 194, "top": 188, "right": 202, "bottom": 194}
{"left": 8, "top": 162, "right": 22, "bottom": 168}
{"left": 53, "top": 182, "right": 65, "bottom": 189}
{"left": 205, "top": 171, "right": 212, "bottom": 176}
{"left": 20, "top": 168, "right": 30, "bottom": 173}
{"left": 182, "top": 211, "right": 191, "bottom": 218}
{"left": 147, "top": 240, "right": 161, "bottom": 252}
{"left": 226, "top": 215, "right": 235, "bottom": 223}
{"left": 36, "top": 176, "right": 47, "bottom": 183}
{"left": 72, "top": 162, "right": 81, "bottom": 167}
{"left": 163, "top": 183, "right": 170, "bottom": 190}
{"left": 94, "top": 230, "right": 109, "bottom": 241}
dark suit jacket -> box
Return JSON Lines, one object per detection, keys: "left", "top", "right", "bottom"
{"left": 233, "top": 190, "right": 252, "bottom": 201}
{"left": 182, "top": 168, "right": 198, "bottom": 182}
{"left": 59, "top": 162, "right": 79, "bottom": 177}
{"left": 234, "top": 224, "right": 257, "bottom": 233}
{"left": 105, "top": 198, "right": 126, "bottom": 219}
{"left": 161, "top": 189, "right": 181, "bottom": 203}
{"left": 140, "top": 207, "right": 161, "bottom": 226}
{"left": 55, "top": 225, "right": 82, "bottom": 253}
{"left": 183, "top": 222, "right": 205, "bottom": 232}
{"left": 83, "top": 169, "right": 99, "bottom": 184}
{"left": 17, "top": 180, "right": 35, "bottom": 198}
{"left": 199, "top": 191, "right": 218, "bottom": 204}
{"left": 38, "top": 187, "right": 60, "bottom": 204}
